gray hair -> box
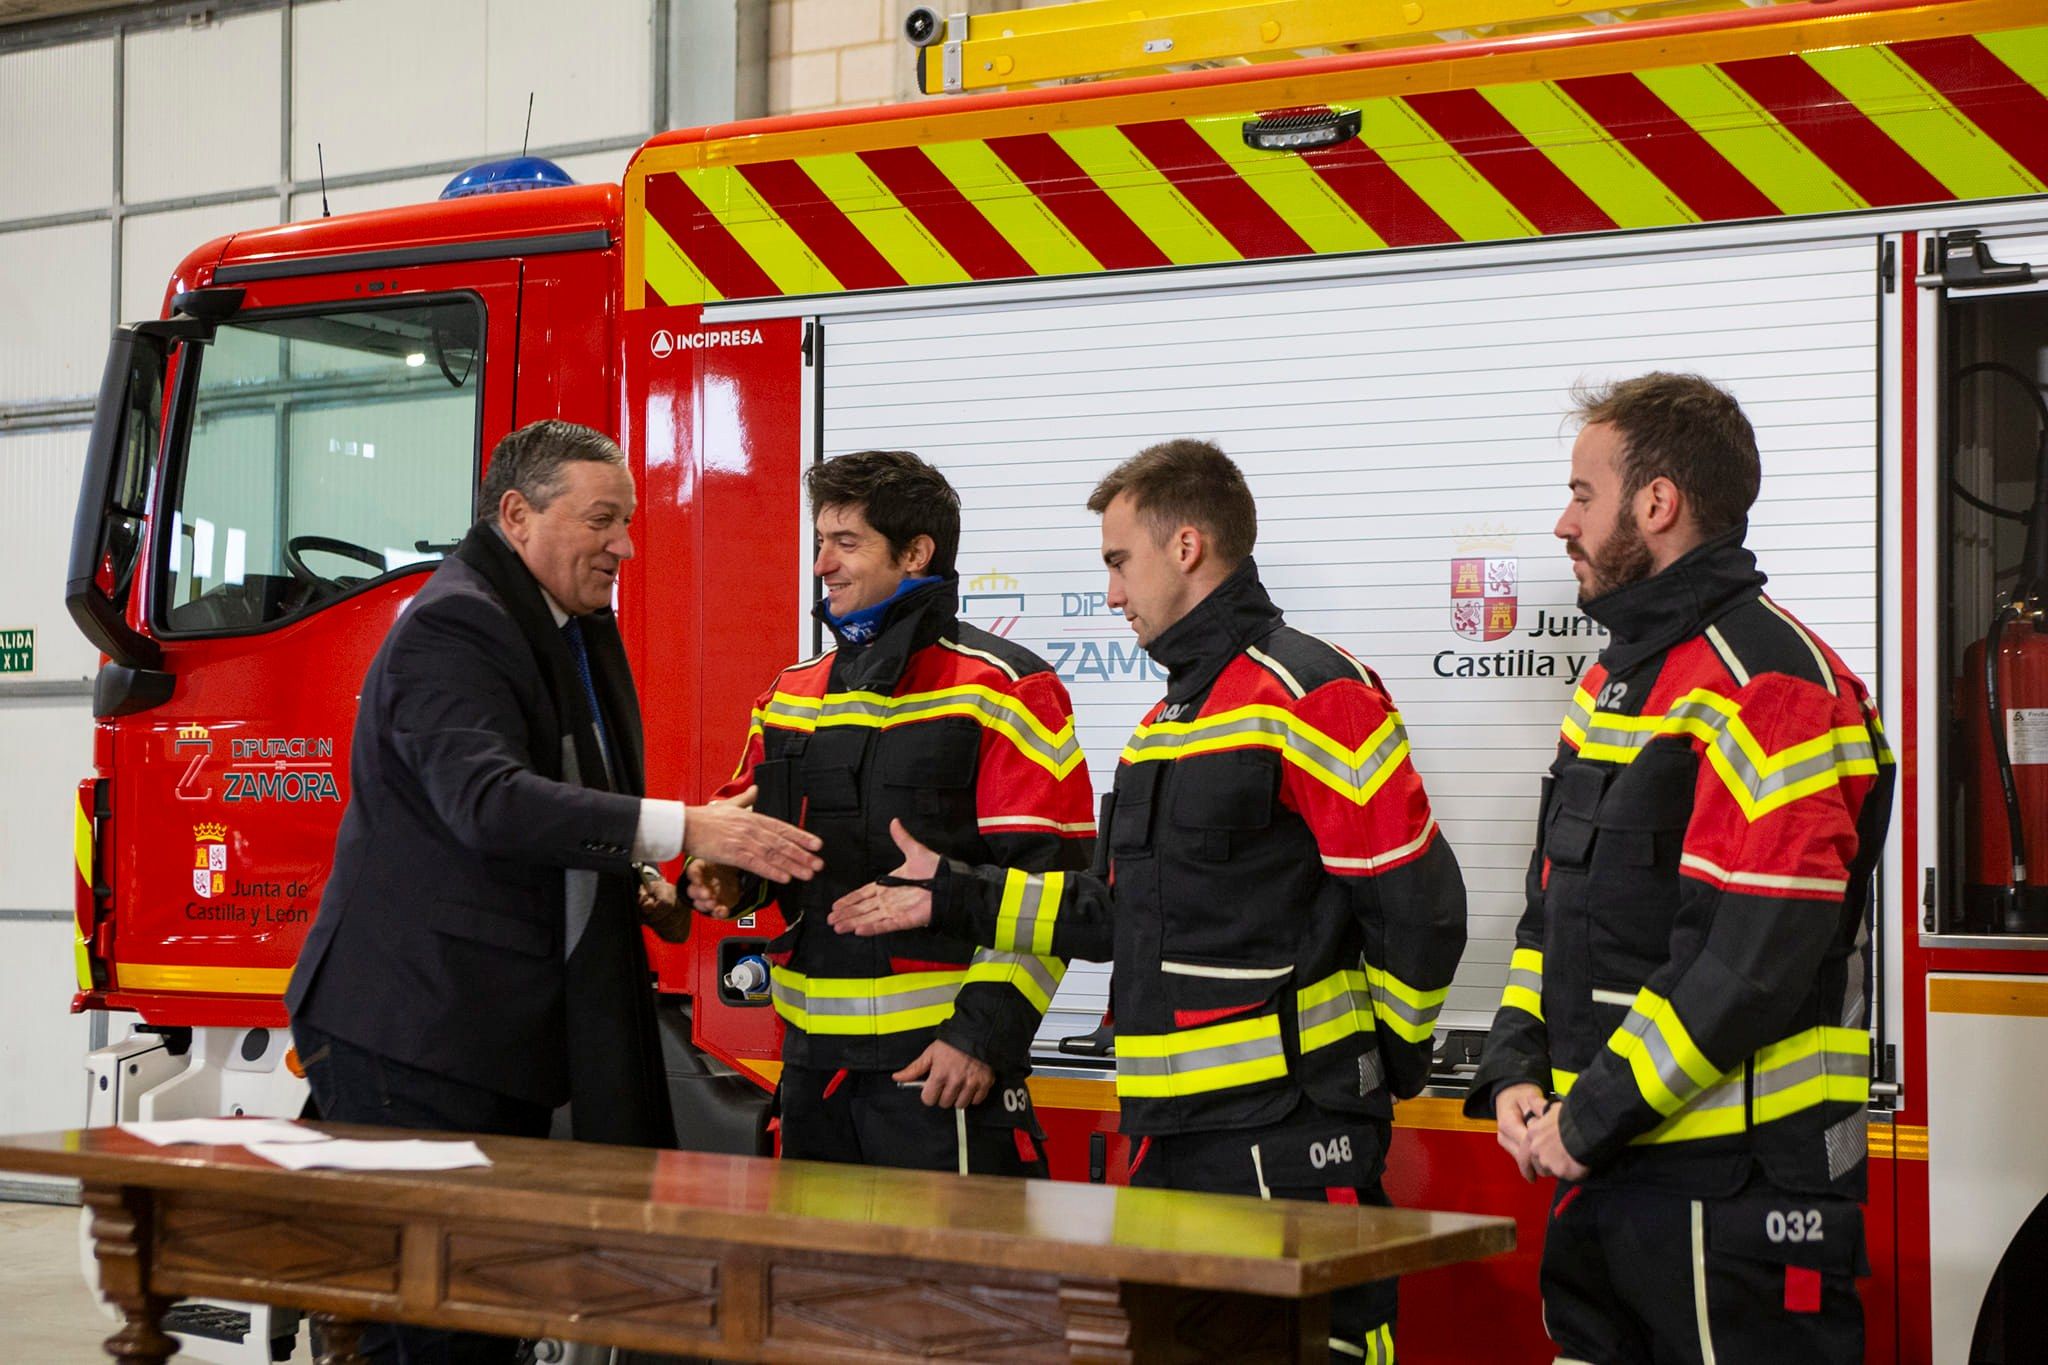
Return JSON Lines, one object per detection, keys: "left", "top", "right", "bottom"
{"left": 478, "top": 420, "right": 626, "bottom": 524}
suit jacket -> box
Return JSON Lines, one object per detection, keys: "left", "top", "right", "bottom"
{"left": 287, "top": 524, "right": 675, "bottom": 1144}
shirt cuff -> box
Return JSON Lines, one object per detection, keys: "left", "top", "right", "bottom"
{"left": 634, "top": 800, "right": 686, "bottom": 863}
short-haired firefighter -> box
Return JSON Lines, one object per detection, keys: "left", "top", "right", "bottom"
{"left": 1466, "top": 374, "right": 1895, "bottom": 1363}
{"left": 688, "top": 449, "right": 1094, "bottom": 1175}
{"left": 830, "top": 440, "right": 1467, "bottom": 1365}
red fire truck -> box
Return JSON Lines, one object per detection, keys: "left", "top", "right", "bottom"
{"left": 62, "top": 0, "right": 2048, "bottom": 1358}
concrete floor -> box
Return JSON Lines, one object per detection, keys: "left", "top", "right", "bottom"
{"left": 0, "top": 1199, "right": 315, "bottom": 1363}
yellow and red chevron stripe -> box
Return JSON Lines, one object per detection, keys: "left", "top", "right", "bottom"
{"left": 627, "top": 0, "right": 2047, "bottom": 309}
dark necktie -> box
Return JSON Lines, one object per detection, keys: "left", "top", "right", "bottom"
{"left": 560, "top": 617, "right": 614, "bottom": 783}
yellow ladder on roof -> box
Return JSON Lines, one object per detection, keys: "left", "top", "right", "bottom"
{"left": 908, "top": 0, "right": 1777, "bottom": 95}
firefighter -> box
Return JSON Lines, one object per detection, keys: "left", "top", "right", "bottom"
{"left": 686, "top": 449, "right": 1093, "bottom": 1175}
{"left": 1463, "top": 373, "right": 1895, "bottom": 1363}
{"left": 829, "top": 439, "right": 1468, "bottom": 1365}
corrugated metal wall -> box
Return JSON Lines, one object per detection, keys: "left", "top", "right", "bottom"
{"left": 0, "top": 0, "right": 741, "bottom": 1145}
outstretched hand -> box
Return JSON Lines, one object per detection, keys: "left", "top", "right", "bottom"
{"left": 683, "top": 785, "right": 823, "bottom": 885}
{"left": 828, "top": 819, "right": 939, "bottom": 936}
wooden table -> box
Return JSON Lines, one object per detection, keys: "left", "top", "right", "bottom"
{"left": 0, "top": 1124, "right": 1513, "bottom": 1363}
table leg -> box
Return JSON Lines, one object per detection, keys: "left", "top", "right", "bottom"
{"left": 1059, "top": 1278, "right": 1134, "bottom": 1364}
{"left": 81, "top": 1184, "right": 177, "bottom": 1363}
{"left": 310, "top": 1314, "right": 367, "bottom": 1365}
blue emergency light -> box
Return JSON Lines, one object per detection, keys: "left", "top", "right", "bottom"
{"left": 439, "top": 156, "right": 576, "bottom": 199}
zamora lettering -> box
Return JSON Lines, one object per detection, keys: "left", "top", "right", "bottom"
{"left": 223, "top": 770, "right": 342, "bottom": 803}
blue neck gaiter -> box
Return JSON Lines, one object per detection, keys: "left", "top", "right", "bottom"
{"left": 822, "top": 575, "right": 943, "bottom": 645}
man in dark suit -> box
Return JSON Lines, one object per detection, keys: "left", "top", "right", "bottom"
{"left": 286, "top": 419, "right": 820, "bottom": 1364}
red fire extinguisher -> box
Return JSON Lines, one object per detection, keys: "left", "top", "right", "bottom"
{"left": 1959, "top": 362, "right": 2048, "bottom": 932}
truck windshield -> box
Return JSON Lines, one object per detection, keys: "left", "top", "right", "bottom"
{"left": 156, "top": 297, "right": 483, "bottom": 634}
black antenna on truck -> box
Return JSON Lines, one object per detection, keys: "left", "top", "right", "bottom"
{"left": 522, "top": 93, "right": 534, "bottom": 158}
{"left": 317, "top": 142, "right": 331, "bottom": 218}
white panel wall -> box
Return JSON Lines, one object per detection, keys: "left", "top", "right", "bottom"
{"left": 289, "top": 171, "right": 457, "bottom": 222}
{"left": 484, "top": 0, "right": 652, "bottom": 150}
{"left": 0, "top": 221, "right": 112, "bottom": 403}
{"left": 0, "top": 430, "right": 98, "bottom": 682}
{"left": 0, "top": 918, "right": 94, "bottom": 1137}
{"left": 123, "top": 9, "right": 284, "bottom": 204}
{"left": 0, "top": 39, "right": 114, "bottom": 221}
{"left": 121, "top": 199, "right": 281, "bottom": 323}
{"left": 291, "top": 0, "right": 492, "bottom": 180}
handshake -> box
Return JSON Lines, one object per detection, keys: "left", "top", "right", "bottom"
{"left": 687, "top": 811, "right": 941, "bottom": 941}
{"left": 636, "top": 785, "right": 825, "bottom": 942}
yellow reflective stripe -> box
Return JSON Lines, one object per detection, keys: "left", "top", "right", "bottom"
{"left": 115, "top": 963, "right": 295, "bottom": 994}
{"left": 641, "top": 203, "right": 721, "bottom": 305}
{"left": 1187, "top": 110, "right": 1386, "bottom": 254}
{"left": 1050, "top": 124, "right": 1240, "bottom": 266}
{"left": 1365, "top": 962, "right": 1447, "bottom": 1044}
{"left": 1563, "top": 686, "right": 1882, "bottom": 821}
{"left": 920, "top": 139, "right": 1100, "bottom": 277}
{"left": 1364, "top": 95, "right": 1533, "bottom": 242}
{"left": 1297, "top": 968, "right": 1375, "bottom": 1053}
{"left": 1502, "top": 947, "right": 1544, "bottom": 1022}
{"left": 756, "top": 684, "right": 1083, "bottom": 779}
{"left": 1638, "top": 64, "right": 1865, "bottom": 215}
{"left": 1804, "top": 45, "right": 2044, "bottom": 200}
{"left": 1116, "top": 1014, "right": 1289, "bottom": 1099}
{"left": 1750, "top": 1025, "right": 1871, "bottom": 1123}
{"left": 1981, "top": 28, "right": 2048, "bottom": 95}
{"left": 684, "top": 165, "right": 838, "bottom": 296}
{"left": 1606, "top": 987, "right": 1725, "bottom": 1117}
{"left": 74, "top": 795, "right": 92, "bottom": 888}
{"left": 963, "top": 949, "right": 1066, "bottom": 1015}
{"left": 1486, "top": 80, "right": 1700, "bottom": 229}
{"left": 770, "top": 966, "right": 967, "bottom": 1036}
{"left": 993, "top": 868, "right": 1062, "bottom": 957}
{"left": 1552, "top": 1067, "right": 1578, "bottom": 1095}
{"left": 74, "top": 932, "right": 92, "bottom": 994}
{"left": 1123, "top": 704, "right": 1410, "bottom": 807}
{"left": 799, "top": 151, "right": 971, "bottom": 286}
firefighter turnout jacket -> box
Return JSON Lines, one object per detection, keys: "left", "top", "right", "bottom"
{"left": 715, "top": 578, "right": 1094, "bottom": 1075}
{"left": 1466, "top": 529, "right": 1895, "bottom": 1198}
{"left": 932, "top": 561, "right": 1468, "bottom": 1136}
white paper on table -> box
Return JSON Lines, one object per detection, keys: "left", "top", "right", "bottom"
{"left": 119, "top": 1118, "right": 333, "bottom": 1147}
{"left": 245, "top": 1138, "right": 492, "bottom": 1171}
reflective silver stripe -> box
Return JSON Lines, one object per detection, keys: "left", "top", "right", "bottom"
{"left": 1005, "top": 873, "right": 1050, "bottom": 955}
{"left": 1370, "top": 984, "right": 1441, "bottom": 1032}
{"left": 1246, "top": 644, "right": 1305, "bottom": 698}
{"left": 1750, "top": 1041, "right": 1864, "bottom": 1102}
{"left": 967, "top": 948, "right": 1063, "bottom": 1011}
{"left": 1691, "top": 1200, "right": 1719, "bottom": 1365}
{"left": 1507, "top": 966, "right": 1544, "bottom": 997}
{"left": 1125, "top": 709, "right": 1407, "bottom": 796}
{"left": 1576, "top": 692, "right": 1878, "bottom": 808}
{"left": 1590, "top": 988, "right": 1636, "bottom": 1006}
{"left": 1683, "top": 1069, "right": 1746, "bottom": 1115}
{"left": 772, "top": 978, "right": 962, "bottom": 1018}
{"left": 1299, "top": 986, "right": 1373, "bottom": 1040}
{"left": 1160, "top": 960, "right": 1292, "bottom": 980}
{"left": 1631, "top": 1011, "right": 1708, "bottom": 1107}
{"left": 1116, "top": 1035, "right": 1285, "bottom": 1077}
{"left": 762, "top": 688, "right": 1082, "bottom": 772}
{"left": 938, "top": 636, "right": 1018, "bottom": 681}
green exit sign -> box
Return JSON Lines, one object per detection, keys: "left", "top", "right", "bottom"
{"left": 0, "top": 628, "right": 32, "bottom": 674}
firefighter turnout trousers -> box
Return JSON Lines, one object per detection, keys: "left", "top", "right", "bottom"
{"left": 1127, "top": 1103, "right": 1399, "bottom": 1365}
{"left": 777, "top": 1064, "right": 1048, "bottom": 1177}
{"left": 1541, "top": 1179, "right": 1865, "bottom": 1365}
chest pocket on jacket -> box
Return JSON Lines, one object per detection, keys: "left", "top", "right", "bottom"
{"left": 1594, "top": 746, "right": 1695, "bottom": 869}
{"left": 1588, "top": 744, "right": 1698, "bottom": 975}
{"left": 1111, "top": 762, "right": 1163, "bottom": 859}
{"left": 801, "top": 727, "right": 869, "bottom": 814}
{"left": 1546, "top": 764, "right": 1610, "bottom": 870}
{"left": 1170, "top": 750, "right": 1279, "bottom": 863}
{"left": 879, "top": 720, "right": 979, "bottom": 819}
